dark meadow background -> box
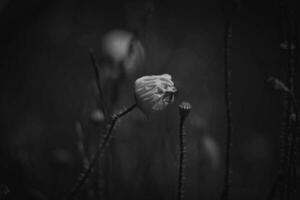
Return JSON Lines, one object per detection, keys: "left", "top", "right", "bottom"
{"left": 0, "top": 0, "right": 299, "bottom": 199}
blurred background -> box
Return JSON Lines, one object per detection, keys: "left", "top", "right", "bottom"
{"left": 0, "top": 0, "right": 299, "bottom": 199}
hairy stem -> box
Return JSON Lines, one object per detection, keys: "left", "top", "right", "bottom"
{"left": 221, "top": 17, "right": 233, "bottom": 200}
{"left": 177, "top": 102, "right": 191, "bottom": 200}
{"left": 268, "top": 1, "right": 293, "bottom": 199}
{"left": 89, "top": 48, "right": 110, "bottom": 199}
{"left": 285, "top": 10, "right": 297, "bottom": 200}
{"left": 66, "top": 103, "right": 137, "bottom": 200}
{"left": 177, "top": 120, "right": 186, "bottom": 200}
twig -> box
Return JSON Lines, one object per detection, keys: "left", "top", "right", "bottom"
{"left": 66, "top": 104, "right": 137, "bottom": 200}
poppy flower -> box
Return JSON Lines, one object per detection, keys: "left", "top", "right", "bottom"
{"left": 101, "top": 29, "right": 145, "bottom": 75}
{"left": 134, "top": 74, "right": 177, "bottom": 115}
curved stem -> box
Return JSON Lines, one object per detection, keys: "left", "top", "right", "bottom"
{"left": 66, "top": 103, "right": 137, "bottom": 200}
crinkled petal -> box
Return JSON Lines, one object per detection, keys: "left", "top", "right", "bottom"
{"left": 134, "top": 74, "right": 177, "bottom": 115}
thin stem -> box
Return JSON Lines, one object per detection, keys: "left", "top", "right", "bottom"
{"left": 285, "top": 9, "right": 297, "bottom": 199}
{"left": 278, "top": 1, "right": 290, "bottom": 199}
{"left": 266, "top": 78, "right": 298, "bottom": 200}
{"left": 75, "top": 121, "right": 89, "bottom": 169}
{"left": 177, "top": 102, "right": 191, "bottom": 200}
{"left": 89, "top": 48, "right": 109, "bottom": 119}
{"left": 177, "top": 119, "right": 185, "bottom": 200}
{"left": 66, "top": 103, "right": 137, "bottom": 200}
{"left": 286, "top": 94, "right": 298, "bottom": 200}
{"left": 221, "top": 18, "right": 233, "bottom": 200}
{"left": 89, "top": 48, "right": 110, "bottom": 200}
{"left": 268, "top": 1, "right": 298, "bottom": 199}
{"left": 75, "top": 120, "right": 94, "bottom": 199}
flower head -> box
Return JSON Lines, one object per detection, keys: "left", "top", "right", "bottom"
{"left": 134, "top": 74, "right": 177, "bottom": 115}
{"left": 101, "top": 30, "right": 133, "bottom": 63}
{"left": 101, "top": 30, "right": 145, "bottom": 75}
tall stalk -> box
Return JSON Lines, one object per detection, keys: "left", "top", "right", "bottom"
{"left": 267, "top": 1, "right": 298, "bottom": 199}
{"left": 220, "top": 16, "right": 233, "bottom": 200}
{"left": 285, "top": 8, "right": 297, "bottom": 200}
{"left": 267, "top": 76, "right": 298, "bottom": 200}
{"left": 177, "top": 102, "right": 192, "bottom": 200}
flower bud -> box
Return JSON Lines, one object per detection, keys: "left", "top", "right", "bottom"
{"left": 134, "top": 74, "right": 177, "bottom": 115}
{"left": 178, "top": 102, "right": 192, "bottom": 121}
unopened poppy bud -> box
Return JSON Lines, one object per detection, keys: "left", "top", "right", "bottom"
{"left": 178, "top": 102, "right": 192, "bottom": 121}
{"left": 134, "top": 74, "right": 177, "bottom": 115}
